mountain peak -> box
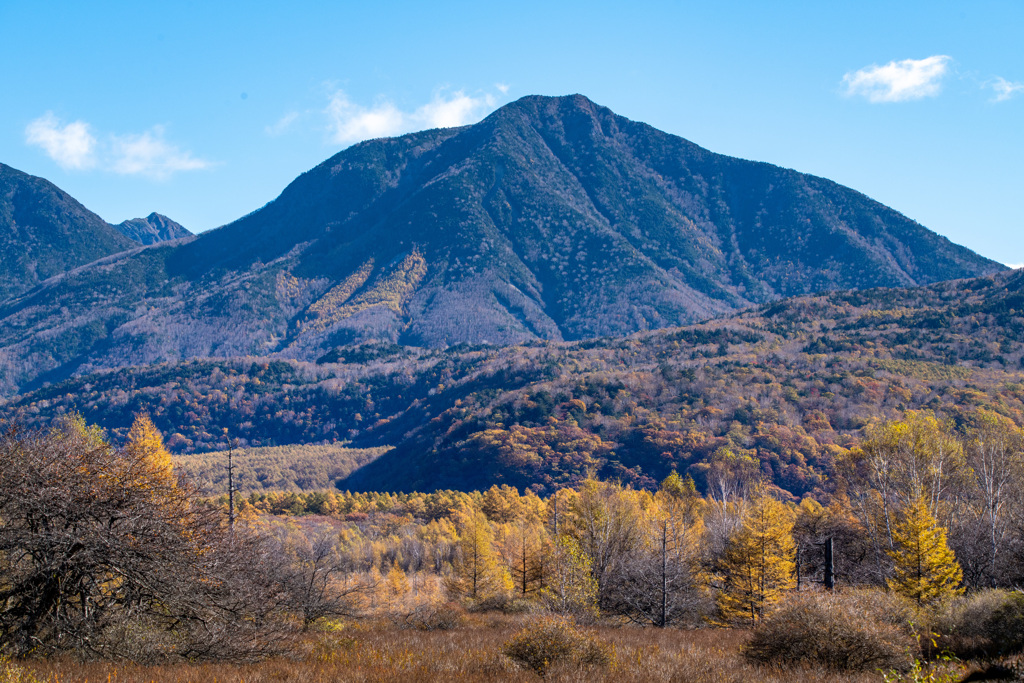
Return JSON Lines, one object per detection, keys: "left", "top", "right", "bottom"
{"left": 113, "top": 213, "right": 191, "bottom": 245}
{"left": 159, "top": 93, "right": 1007, "bottom": 349}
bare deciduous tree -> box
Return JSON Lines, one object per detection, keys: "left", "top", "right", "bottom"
{"left": 0, "top": 418, "right": 295, "bottom": 661}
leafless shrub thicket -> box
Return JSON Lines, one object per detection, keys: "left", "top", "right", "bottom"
{"left": 0, "top": 419, "right": 366, "bottom": 661}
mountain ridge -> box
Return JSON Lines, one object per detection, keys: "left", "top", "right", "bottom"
{"left": 0, "top": 162, "right": 137, "bottom": 300}
{"left": 0, "top": 94, "right": 1005, "bottom": 396}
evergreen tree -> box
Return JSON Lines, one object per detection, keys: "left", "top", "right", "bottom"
{"left": 716, "top": 492, "right": 796, "bottom": 626}
{"left": 887, "top": 496, "right": 963, "bottom": 606}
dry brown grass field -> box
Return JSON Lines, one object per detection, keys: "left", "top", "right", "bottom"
{"left": 11, "top": 616, "right": 981, "bottom": 683}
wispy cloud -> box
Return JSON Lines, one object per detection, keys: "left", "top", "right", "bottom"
{"left": 1006, "top": 263, "right": 1024, "bottom": 270}
{"left": 25, "top": 113, "right": 210, "bottom": 179}
{"left": 842, "top": 56, "right": 952, "bottom": 103}
{"left": 325, "top": 89, "right": 499, "bottom": 146}
{"left": 265, "top": 111, "right": 300, "bottom": 136}
{"left": 25, "top": 113, "right": 97, "bottom": 170}
{"left": 987, "top": 76, "right": 1024, "bottom": 102}
{"left": 108, "top": 126, "right": 210, "bottom": 180}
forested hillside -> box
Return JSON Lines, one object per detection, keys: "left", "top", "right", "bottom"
{"left": 5, "top": 268, "right": 1023, "bottom": 497}
{"left": 0, "top": 163, "right": 137, "bottom": 300}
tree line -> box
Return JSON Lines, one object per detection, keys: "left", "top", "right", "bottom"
{"left": 1, "top": 409, "right": 1021, "bottom": 663}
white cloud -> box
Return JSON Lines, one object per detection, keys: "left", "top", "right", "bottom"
{"left": 1006, "top": 263, "right": 1024, "bottom": 270}
{"left": 25, "top": 113, "right": 97, "bottom": 169}
{"left": 842, "top": 56, "right": 952, "bottom": 103}
{"left": 414, "top": 91, "right": 496, "bottom": 128}
{"left": 495, "top": 82, "right": 510, "bottom": 95}
{"left": 326, "top": 89, "right": 499, "bottom": 146}
{"left": 987, "top": 76, "right": 1024, "bottom": 102}
{"left": 325, "top": 92, "right": 405, "bottom": 144}
{"left": 265, "top": 111, "right": 300, "bottom": 136}
{"left": 24, "top": 113, "right": 209, "bottom": 180}
{"left": 109, "top": 126, "right": 210, "bottom": 180}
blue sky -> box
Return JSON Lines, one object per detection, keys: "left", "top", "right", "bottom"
{"left": 2, "top": 1, "right": 1021, "bottom": 266}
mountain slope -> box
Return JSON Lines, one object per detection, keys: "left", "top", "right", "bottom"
{"left": 113, "top": 212, "right": 191, "bottom": 245}
{"left": 0, "top": 95, "right": 1004, "bottom": 395}
{"left": 4, "top": 268, "right": 1023, "bottom": 496}
{"left": 0, "top": 163, "right": 137, "bottom": 300}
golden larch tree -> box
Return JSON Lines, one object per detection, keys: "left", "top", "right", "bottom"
{"left": 125, "top": 413, "right": 175, "bottom": 485}
{"left": 384, "top": 560, "right": 410, "bottom": 611}
{"left": 445, "top": 505, "right": 512, "bottom": 601}
{"left": 540, "top": 534, "right": 598, "bottom": 618}
{"left": 500, "top": 514, "right": 550, "bottom": 596}
{"left": 887, "top": 495, "right": 963, "bottom": 606}
{"left": 716, "top": 491, "right": 796, "bottom": 626}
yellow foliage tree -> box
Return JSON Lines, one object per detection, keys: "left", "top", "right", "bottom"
{"left": 125, "top": 413, "right": 174, "bottom": 485}
{"left": 445, "top": 506, "right": 512, "bottom": 602}
{"left": 368, "top": 564, "right": 384, "bottom": 610}
{"left": 716, "top": 492, "right": 796, "bottom": 626}
{"left": 887, "top": 496, "right": 963, "bottom": 607}
{"left": 540, "top": 535, "right": 598, "bottom": 618}
{"left": 385, "top": 560, "right": 410, "bottom": 611}
{"left": 499, "top": 514, "right": 550, "bottom": 596}
{"left": 481, "top": 484, "right": 522, "bottom": 523}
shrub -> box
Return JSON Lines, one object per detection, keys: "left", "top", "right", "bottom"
{"left": 502, "top": 598, "right": 541, "bottom": 615}
{"left": 987, "top": 591, "right": 1024, "bottom": 655}
{"left": 502, "top": 616, "right": 611, "bottom": 677}
{"left": 744, "top": 590, "right": 916, "bottom": 672}
{"left": 468, "top": 594, "right": 512, "bottom": 613}
{"left": 0, "top": 419, "right": 298, "bottom": 662}
{"left": 938, "top": 590, "right": 1024, "bottom": 658}
{"left": 400, "top": 602, "right": 467, "bottom": 631}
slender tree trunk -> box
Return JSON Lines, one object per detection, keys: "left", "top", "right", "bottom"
{"left": 521, "top": 541, "right": 528, "bottom": 595}
{"left": 227, "top": 443, "right": 235, "bottom": 528}
{"left": 660, "top": 522, "right": 668, "bottom": 628}
{"left": 824, "top": 537, "right": 834, "bottom": 590}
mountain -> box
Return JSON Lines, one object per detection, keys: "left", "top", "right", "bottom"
{"left": 4, "top": 268, "right": 1023, "bottom": 496}
{"left": 113, "top": 212, "right": 191, "bottom": 245}
{"left": 0, "top": 95, "right": 1004, "bottom": 396}
{"left": 0, "top": 163, "right": 137, "bottom": 300}
{"left": 180, "top": 94, "right": 1002, "bottom": 344}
